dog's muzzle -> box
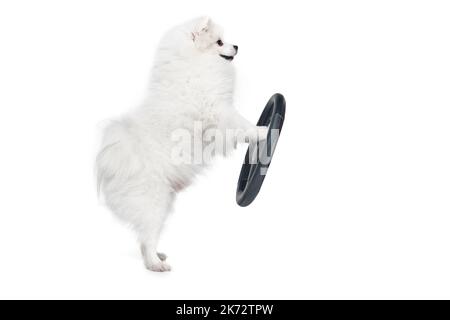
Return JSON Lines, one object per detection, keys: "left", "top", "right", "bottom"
{"left": 220, "top": 54, "right": 234, "bottom": 61}
{"left": 220, "top": 45, "right": 238, "bottom": 61}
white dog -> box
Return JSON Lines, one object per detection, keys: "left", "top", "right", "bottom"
{"left": 96, "top": 17, "right": 267, "bottom": 272}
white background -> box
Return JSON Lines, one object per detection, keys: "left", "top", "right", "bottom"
{"left": 0, "top": 0, "right": 449, "bottom": 299}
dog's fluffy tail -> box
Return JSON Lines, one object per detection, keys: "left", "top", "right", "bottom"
{"left": 95, "top": 121, "right": 143, "bottom": 197}
{"left": 96, "top": 141, "right": 120, "bottom": 196}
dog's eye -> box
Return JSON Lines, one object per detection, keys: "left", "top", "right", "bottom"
{"left": 216, "top": 39, "right": 223, "bottom": 46}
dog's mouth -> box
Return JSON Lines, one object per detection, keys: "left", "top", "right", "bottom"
{"left": 220, "top": 54, "right": 234, "bottom": 61}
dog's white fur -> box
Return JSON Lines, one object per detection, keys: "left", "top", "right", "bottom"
{"left": 96, "top": 17, "right": 267, "bottom": 272}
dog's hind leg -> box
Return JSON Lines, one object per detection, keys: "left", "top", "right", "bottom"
{"left": 137, "top": 190, "right": 175, "bottom": 272}
{"left": 140, "top": 246, "right": 167, "bottom": 261}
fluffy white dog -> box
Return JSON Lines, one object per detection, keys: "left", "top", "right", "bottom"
{"left": 96, "top": 17, "right": 267, "bottom": 272}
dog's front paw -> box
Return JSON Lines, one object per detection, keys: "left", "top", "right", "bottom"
{"left": 247, "top": 126, "right": 269, "bottom": 143}
{"left": 146, "top": 260, "right": 172, "bottom": 272}
{"left": 256, "top": 126, "right": 269, "bottom": 141}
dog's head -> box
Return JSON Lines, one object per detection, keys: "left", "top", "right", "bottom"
{"left": 188, "top": 17, "right": 238, "bottom": 61}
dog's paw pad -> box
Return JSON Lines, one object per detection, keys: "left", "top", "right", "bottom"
{"left": 157, "top": 252, "right": 167, "bottom": 261}
{"left": 146, "top": 261, "right": 171, "bottom": 272}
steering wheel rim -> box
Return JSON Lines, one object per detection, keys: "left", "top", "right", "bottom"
{"left": 236, "top": 93, "right": 286, "bottom": 207}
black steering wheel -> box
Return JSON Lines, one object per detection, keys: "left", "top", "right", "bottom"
{"left": 236, "top": 93, "right": 286, "bottom": 207}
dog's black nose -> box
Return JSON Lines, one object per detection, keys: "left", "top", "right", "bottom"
{"left": 233, "top": 45, "right": 238, "bottom": 52}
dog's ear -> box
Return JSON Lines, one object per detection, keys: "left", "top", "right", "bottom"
{"left": 197, "top": 16, "right": 212, "bottom": 32}
{"left": 191, "top": 16, "right": 212, "bottom": 41}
